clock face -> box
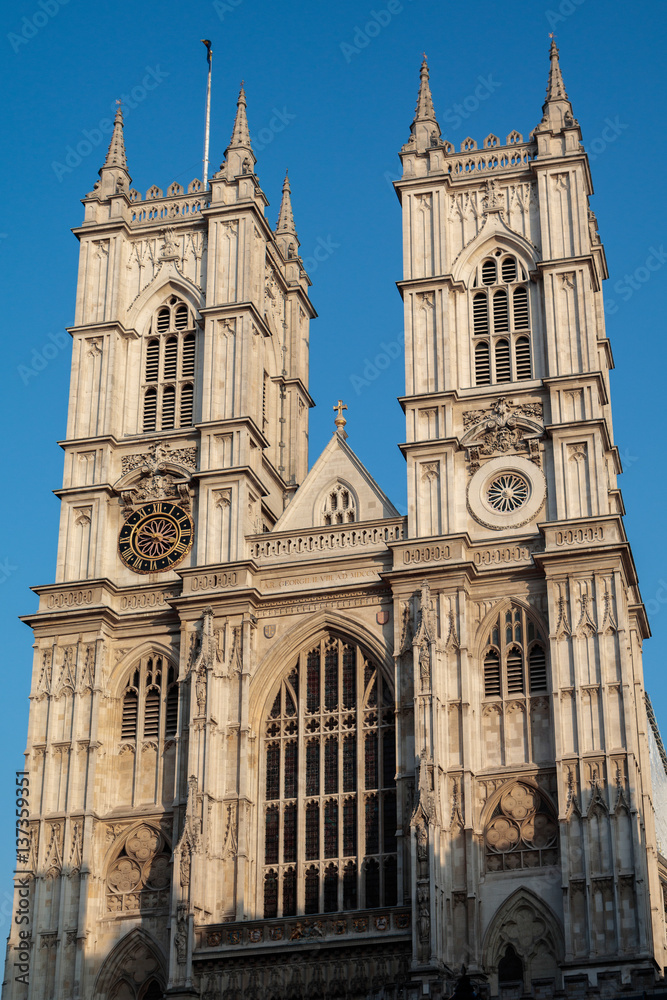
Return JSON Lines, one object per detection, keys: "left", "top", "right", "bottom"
{"left": 118, "top": 501, "right": 194, "bottom": 574}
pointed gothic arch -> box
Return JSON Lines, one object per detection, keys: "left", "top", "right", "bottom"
{"left": 125, "top": 273, "right": 204, "bottom": 331}
{"left": 452, "top": 214, "right": 539, "bottom": 287}
{"left": 474, "top": 597, "right": 548, "bottom": 662}
{"left": 249, "top": 609, "right": 395, "bottom": 725}
{"left": 93, "top": 927, "right": 166, "bottom": 1000}
{"left": 482, "top": 888, "right": 563, "bottom": 988}
{"left": 256, "top": 627, "right": 397, "bottom": 918}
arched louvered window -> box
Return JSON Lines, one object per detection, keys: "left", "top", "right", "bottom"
{"left": 471, "top": 252, "right": 533, "bottom": 385}
{"left": 482, "top": 606, "right": 548, "bottom": 700}
{"left": 262, "top": 635, "right": 397, "bottom": 918}
{"left": 475, "top": 342, "right": 491, "bottom": 386}
{"left": 141, "top": 297, "right": 198, "bottom": 432}
{"left": 119, "top": 654, "right": 178, "bottom": 744}
{"left": 495, "top": 339, "right": 511, "bottom": 382}
{"left": 515, "top": 336, "right": 531, "bottom": 380}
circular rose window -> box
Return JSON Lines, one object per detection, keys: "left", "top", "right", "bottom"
{"left": 486, "top": 473, "right": 529, "bottom": 513}
{"left": 467, "top": 456, "right": 546, "bottom": 530}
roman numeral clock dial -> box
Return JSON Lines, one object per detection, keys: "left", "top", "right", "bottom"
{"left": 118, "top": 501, "right": 194, "bottom": 574}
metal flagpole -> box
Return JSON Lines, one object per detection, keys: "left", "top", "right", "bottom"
{"left": 201, "top": 39, "right": 212, "bottom": 188}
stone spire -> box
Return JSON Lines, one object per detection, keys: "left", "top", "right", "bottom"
{"left": 223, "top": 81, "right": 256, "bottom": 177}
{"left": 228, "top": 81, "right": 252, "bottom": 149}
{"left": 104, "top": 104, "right": 127, "bottom": 169}
{"left": 535, "top": 39, "right": 577, "bottom": 134}
{"left": 89, "top": 101, "right": 131, "bottom": 201}
{"left": 276, "top": 171, "right": 298, "bottom": 239}
{"left": 409, "top": 55, "right": 441, "bottom": 151}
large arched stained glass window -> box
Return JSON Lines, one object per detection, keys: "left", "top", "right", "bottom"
{"left": 262, "top": 634, "right": 397, "bottom": 918}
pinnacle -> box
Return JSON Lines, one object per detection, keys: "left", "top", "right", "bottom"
{"left": 276, "top": 170, "right": 297, "bottom": 238}
{"left": 410, "top": 54, "right": 441, "bottom": 144}
{"left": 227, "top": 81, "right": 252, "bottom": 151}
{"left": 545, "top": 38, "right": 568, "bottom": 102}
{"left": 103, "top": 104, "right": 128, "bottom": 170}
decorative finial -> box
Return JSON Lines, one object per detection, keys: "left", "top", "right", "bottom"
{"left": 333, "top": 399, "right": 348, "bottom": 438}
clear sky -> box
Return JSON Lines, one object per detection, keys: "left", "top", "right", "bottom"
{"left": 0, "top": 0, "right": 665, "bottom": 927}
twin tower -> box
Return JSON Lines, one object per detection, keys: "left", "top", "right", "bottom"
{"left": 5, "top": 43, "right": 667, "bottom": 1000}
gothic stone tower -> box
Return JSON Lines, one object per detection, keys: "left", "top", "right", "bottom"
{"left": 4, "top": 45, "right": 667, "bottom": 1000}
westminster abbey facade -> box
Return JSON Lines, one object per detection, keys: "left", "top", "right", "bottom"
{"left": 4, "top": 42, "right": 667, "bottom": 1000}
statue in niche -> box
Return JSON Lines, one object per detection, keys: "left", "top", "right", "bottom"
{"left": 415, "top": 815, "right": 429, "bottom": 878}
{"left": 418, "top": 884, "right": 430, "bottom": 943}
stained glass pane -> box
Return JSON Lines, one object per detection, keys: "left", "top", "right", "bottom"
{"left": 324, "top": 864, "right": 338, "bottom": 912}
{"left": 269, "top": 691, "right": 281, "bottom": 718}
{"left": 325, "top": 737, "right": 338, "bottom": 795}
{"left": 382, "top": 730, "right": 395, "bottom": 788}
{"left": 285, "top": 689, "right": 296, "bottom": 717}
{"left": 265, "top": 808, "right": 279, "bottom": 864}
{"left": 365, "top": 796, "right": 379, "bottom": 854}
{"left": 365, "top": 667, "right": 377, "bottom": 707}
{"left": 343, "top": 861, "right": 357, "bottom": 909}
{"left": 306, "top": 803, "right": 319, "bottom": 860}
{"left": 264, "top": 870, "right": 278, "bottom": 918}
{"left": 343, "top": 798, "right": 357, "bottom": 856}
{"left": 383, "top": 792, "right": 397, "bottom": 852}
{"left": 384, "top": 855, "right": 397, "bottom": 906}
{"left": 343, "top": 735, "right": 356, "bottom": 791}
{"left": 305, "top": 867, "right": 319, "bottom": 914}
{"left": 307, "top": 649, "right": 320, "bottom": 713}
{"left": 325, "top": 640, "right": 338, "bottom": 710}
{"left": 324, "top": 800, "right": 338, "bottom": 857}
{"left": 266, "top": 743, "right": 280, "bottom": 800}
{"left": 283, "top": 803, "right": 297, "bottom": 862}
{"left": 306, "top": 740, "right": 320, "bottom": 796}
{"left": 342, "top": 645, "right": 355, "bottom": 708}
{"left": 381, "top": 677, "right": 393, "bottom": 706}
{"left": 284, "top": 741, "right": 297, "bottom": 799}
{"left": 365, "top": 732, "right": 378, "bottom": 790}
{"left": 365, "top": 858, "right": 380, "bottom": 908}
{"left": 283, "top": 867, "right": 296, "bottom": 917}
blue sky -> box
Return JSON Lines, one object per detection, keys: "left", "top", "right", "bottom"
{"left": 0, "top": 0, "right": 665, "bottom": 923}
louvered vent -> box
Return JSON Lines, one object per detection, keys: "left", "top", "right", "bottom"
{"left": 516, "top": 337, "right": 531, "bottom": 380}
{"left": 181, "top": 334, "right": 195, "bottom": 377}
{"left": 484, "top": 650, "right": 501, "bottom": 697}
{"left": 156, "top": 308, "right": 170, "bottom": 333}
{"left": 163, "top": 337, "right": 178, "bottom": 380}
{"left": 481, "top": 259, "right": 496, "bottom": 285}
{"left": 174, "top": 304, "right": 188, "bottom": 330}
{"left": 121, "top": 691, "right": 138, "bottom": 740}
{"left": 493, "top": 290, "right": 509, "bottom": 332}
{"left": 513, "top": 286, "right": 529, "bottom": 328}
{"left": 529, "top": 645, "right": 547, "bottom": 692}
{"left": 143, "top": 688, "right": 160, "bottom": 738}
{"left": 495, "top": 340, "right": 511, "bottom": 382}
{"left": 475, "top": 342, "right": 491, "bottom": 385}
{"left": 501, "top": 256, "right": 517, "bottom": 282}
{"left": 180, "top": 384, "right": 194, "bottom": 426}
{"left": 165, "top": 685, "right": 178, "bottom": 736}
{"left": 145, "top": 340, "right": 159, "bottom": 382}
{"left": 506, "top": 647, "right": 524, "bottom": 693}
{"left": 473, "top": 293, "right": 488, "bottom": 334}
{"left": 162, "top": 386, "right": 176, "bottom": 429}
{"left": 143, "top": 388, "right": 157, "bottom": 432}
